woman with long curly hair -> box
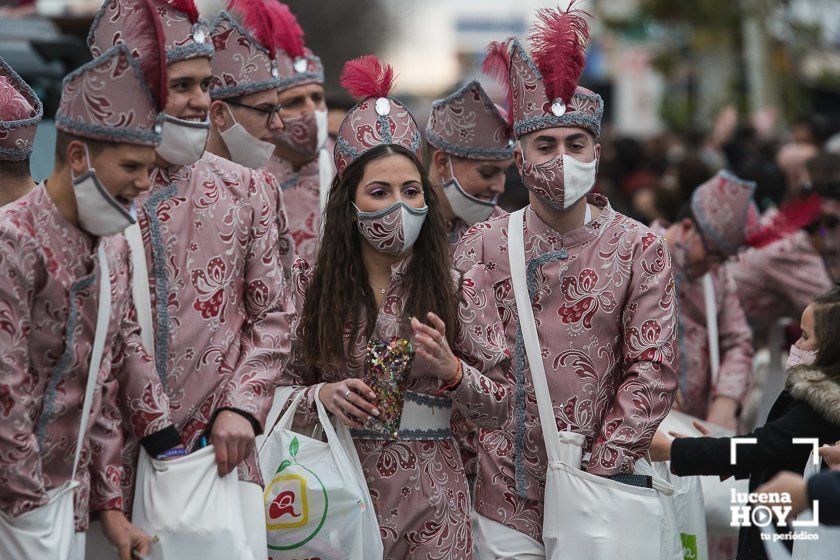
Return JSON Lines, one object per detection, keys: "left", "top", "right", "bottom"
{"left": 277, "top": 57, "right": 512, "bottom": 559}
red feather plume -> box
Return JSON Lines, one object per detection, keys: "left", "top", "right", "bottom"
{"left": 340, "top": 55, "right": 395, "bottom": 100}
{"left": 482, "top": 38, "right": 514, "bottom": 127}
{"left": 265, "top": 1, "right": 306, "bottom": 59}
{"left": 745, "top": 194, "right": 824, "bottom": 248}
{"left": 134, "top": 0, "right": 168, "bottom": 110}
{"left": 166, "top": 0, "right": 200, "bottom": 23}
{"left": 230, "top": 0, "right": 277, "bottom": 58}
{"left": 530, "top": 1, "right": 590, "bottom": 103}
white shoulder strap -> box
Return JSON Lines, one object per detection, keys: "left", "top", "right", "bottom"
{"left": 125, "top": 223, "right": 155, "bottom": 359}
{"left": 507, "top": 209, "right": 562, "bottom": 463}
{"left": 702, "top": 273, "right": 720, "bottom": 386}
{"left": 72, "top": 243, "right": 111, "bottom": 480}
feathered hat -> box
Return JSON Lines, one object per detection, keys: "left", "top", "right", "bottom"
{"left": 267, "top": 1, "right": 324, "bottom": 92}
{"left": 56, "top": 45, "right": 162, "bottom": 147}
{"left": 209, "top": 0, "right": 283, "bottom": 100}
{"left": 88, "top": 0, "right": 214, "bottom": 73}
{"left": 425, "top": 79, "right": 513, "bottom": 161}
{"left": 492, "top": 2, "right": 603, "bottom": 139}
{"left": 333, "top": 55, "right": 422, "bottom": 177}
{"left": 691, "top": 170, "right": 760, "bottom": 255}
{"left": 0, "top": 55, "right": 43, "bottom": 161}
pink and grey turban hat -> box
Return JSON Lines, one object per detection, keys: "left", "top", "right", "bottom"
{"left": 209, "top": 0, "right": 284, "bottom": 100}
{"left": 269, "top": 1, "right": 323, "bottom": 92}
{"left": 691, "top": 170, "right": 760, "bottom": 256}
{"left": 55, "top": 44, "right": 162, "bottom": 146}
{"left": 425, "top": 79, "right": 513, "bottom": 161}
{"left": 486, "top": 2, "right": 603, "bottom": 139}
{"left": 0, "top": 56, "right": 42, "bottom": 161}
{"left": 88, "top": 0, "right": 213, "bottom": 67}
{"left": 333, "top": 55, "right": 423, "bottom": 177}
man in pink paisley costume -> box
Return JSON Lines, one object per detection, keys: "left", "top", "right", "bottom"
{"left": 0, "top": 45, "right": 179, "bottom": 557}
{"left": 261, "top": 1, "right": 333, "bottom": 265}
{"left": 0, "top": 55, "right": 41, "bottom": 206}
{"left": 425, "top": 80, "right": 514, "bottom": 253}
{"left": 456, "top": 7, "right": 678, "bottom": 557}
{"left": 87, "top": 1, "right": 293, "bottom": 554}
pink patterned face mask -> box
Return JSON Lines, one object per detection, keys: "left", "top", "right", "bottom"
{"left": 520, "top": 153, "right": 597, "bottom": 210}
{"left": 354, "top": 201, "right": 428, "bottom": 256}
{"left": 786, "top": 344, "right": 818, "bottom": 369}
{"left": 272, "top": 111, "right": 319, "bottom": 159}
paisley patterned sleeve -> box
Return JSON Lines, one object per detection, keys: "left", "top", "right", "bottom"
{"left": 587, "top": 236, "right": 679, "bottom": 476}
{"left": 87, "top": 375, "right": 125, "bottom": 513}
{"left": 713, "top": 268, "right": 754, "bottom": 404}
{"left": 452, "top": 221, "right": 490, "bottom": 273}
{"left": 218, "top": 172, "right": 294, "bottom": 431}
{"left": 259, "top": 170, "right": 297, "bottom": 280}
{"left": 445, "top": 266, "right": 513, "bottom": 429}
{"left": 0, "top": 227, "right": 47, "bottom": 516}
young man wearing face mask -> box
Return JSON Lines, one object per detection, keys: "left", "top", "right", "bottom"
{"left": 454, "top": 8, "right": 678, "bottom": 557}
{"left": 650, "top": 171, "right": 758, "bottom": 431}
{"left": 263, "top": 1, "right": 331, "bottom": 264}
{"left": 88, "top": 1, "right": 292, "bottom": 554}
{"left": 0, "top": 45, "right": 180, "bottom": 559}
{"left": 425, "top": 80, "right": 514, "bottom": 253}
{"left": 0, "top": 56, "right": 41, "bottom": 207}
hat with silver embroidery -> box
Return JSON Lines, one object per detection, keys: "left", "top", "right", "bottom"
{"left": 425, "top": 79, "right": 513, "bottom": 161}
{"left": 334, "top": 56, "right": 422, "bottom": 177}
{"left": 56, "top": 45, "right": 162, "bottom": 146}
{"left": 691, "top": 170, "right": 760, "bottom": 256}
{"left": 88, "top": 0, "right": 214, "bottom": 65}
{"left": 266, "top": 1, "right": 324, "bottom": 92}
{"left": 209, "top": 0, "right": 284, "bottom": 100}
{"left": 488, "top": 1, "right": 603, "bottom": 139}
{"left": 0, "top": 55, "right": 42, "bottom": 161}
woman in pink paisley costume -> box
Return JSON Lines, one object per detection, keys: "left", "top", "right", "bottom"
{"left": 279, "top": 56, "right": 512, "bottom": 560}
{"left": 458, "top": 8, "right": 678, "bottom": 557}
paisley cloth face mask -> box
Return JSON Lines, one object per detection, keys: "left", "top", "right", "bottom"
{"left": 354, "top": 201, "right": 429, "bottom": 256}
{"left": 520, "top": 153, "right": 597, "bottom": 210}
{"left": 72, "top": 144, "right": 136, "bottom": 237}
{"left": 273, "top": 110, "right": 321, "bottom": 160}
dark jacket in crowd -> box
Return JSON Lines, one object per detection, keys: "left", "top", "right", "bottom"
{"left": 809, "top": 469, "right": 840, "bottom": 526}
{"left": 670, "top": 367, "right": 840, "bottom": 560}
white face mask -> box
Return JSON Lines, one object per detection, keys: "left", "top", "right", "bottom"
{"left": 786, "top": 345, "right": 818, "bottom": 370}
{"left": 315, "top": 108, "right": 328, "bottom": 151}
{"left": 155, "top": 113, "right": 209, "bottom": 166}
{"left": 354, "top": 201, "right": 428, "bottom": 256}
{"left": 72, "top": 145, "right": 137, "bottom": 237}
{"left": 442, "top": 158, "right": 497, "bottom": 226}
{"left": 219, "top": 104, "right": 275, "bottom": 169}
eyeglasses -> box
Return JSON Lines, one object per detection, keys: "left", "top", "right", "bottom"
{"left": 225, "top": 99, "right": 283, "bottom": 127}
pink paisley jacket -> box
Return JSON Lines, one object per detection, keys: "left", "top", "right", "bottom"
{"left": 94, "top": 152, "right": 293, "bottom": 514}
{"left": 280, "top": 256, "right": 512, "bottom": 560}
{"left": 0, "top": 185, "right": 174, "bottom": 530}
{"left": 728, "top": 230, "right": 832, "bottom": 342}
{"left": 453, "top": 194, "right": 678, "bottom": 541}
{"left": 448, "top": 206, "right": 507, "bottom": 252}
{"left": 263, "top": 154, "right": 322, "bottom": 264}
{"left": 650, "top": 222, "right": 754, "bottom": 419}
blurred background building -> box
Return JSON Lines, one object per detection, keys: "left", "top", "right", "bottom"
{"left": 2, "top": 0, "right": 839, "bottom": 218}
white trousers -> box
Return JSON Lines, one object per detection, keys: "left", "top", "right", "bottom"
{"left": 85, "top": 481, "right": 266, "bottom": 560}
{"left": 472, "top": 512, "right": 545, "bottom": 560}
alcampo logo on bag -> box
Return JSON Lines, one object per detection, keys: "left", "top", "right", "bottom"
{"left": 265, "top": 436, "right": 329, "bottom": 551}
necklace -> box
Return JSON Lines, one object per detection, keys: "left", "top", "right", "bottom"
{"left": 370, "top": 280, "right": 388, "bottom": 295}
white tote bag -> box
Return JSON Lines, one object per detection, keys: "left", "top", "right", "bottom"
{"left": 131, "top": 445, "right": 254, "bottom": 560}
{"left": 507, "top": 209, "right": 668, "bottom": 560}
{"left": 0, "top": 244, "right": 111, "bottom": 560}
{"left": 258, "top": 385, "right": 382, "bottom": 560}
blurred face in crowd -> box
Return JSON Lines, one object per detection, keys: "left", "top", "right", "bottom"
{"left": 354, "top": 153, "right": 425, "bottom": 214}
{"left": 277, "top": 83, "right": 326, "bottom": 118}
{"left": 794, "top": 304, "right": 818, "bottom": 352}
{"left": 672, "top": 217, "right": 727, "bottom": 280}
{"left": 165, "top": 58, "right": 213, "bottom": 121}
{"left": 67, "top": 140, "right": 155, "bottom": 208}
{"left": 516, "top": 126, "right": 600, "bottom": 167}
{"left": 431, "top": 150, "right": 511, "bottom": 215}
{"left": 210, "top": 88, "right": 284, "bottom": 143}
